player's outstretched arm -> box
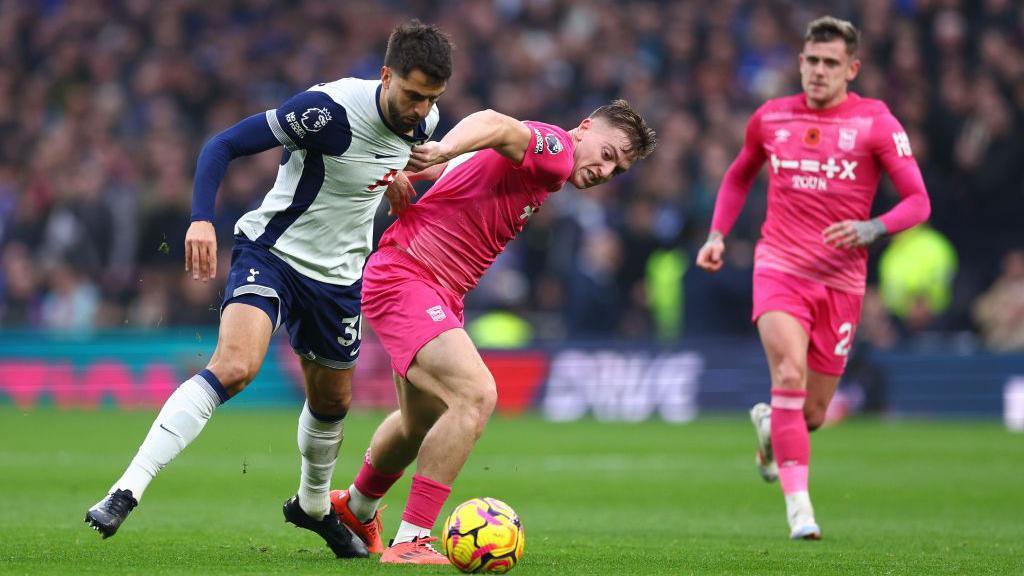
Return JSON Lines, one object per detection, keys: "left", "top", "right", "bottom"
{"left": 407, "top": 109, "right": 532, "bottom": 172}
{"left": 188, "top": 113, "right": 281, "bottom": 281}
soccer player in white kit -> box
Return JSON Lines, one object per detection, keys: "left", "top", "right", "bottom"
{"left": 85, "top": 21, "right": 452, "bottom": 558}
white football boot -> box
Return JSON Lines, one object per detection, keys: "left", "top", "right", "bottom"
{"left": 785, "top": 491, "right": 821, "bottom": 540}
{"left": 749, "top": 403, "right": 778, "bottom": 482}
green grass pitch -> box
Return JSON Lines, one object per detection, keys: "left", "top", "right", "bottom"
{"left": 1, "top": 407, "right": 1021, "bottom": 575}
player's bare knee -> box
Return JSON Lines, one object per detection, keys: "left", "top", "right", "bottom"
{"left": 773, "top": 360, "right": 806, "bottom": 390}
{"left": 207, "top": 359, "right": 259, "bottom": 395}
{"left": 467, "top": 383, "right": 497, "bottom": 437}
{"left": 308, "top": 395, "right": 350, "bottom": 419}
{"left": 805, "top": 406, "right": 827, "bottom": 431}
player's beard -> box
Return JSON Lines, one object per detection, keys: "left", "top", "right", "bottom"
{"left": 385, "top": 93, "right": 419, "bottom": 133}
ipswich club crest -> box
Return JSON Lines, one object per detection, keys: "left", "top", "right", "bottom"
{"left": 838, "top": 127, "right": 858, "bottom": 151}
{"left": 301, "top": 107, "right": 332, "bottom": 132}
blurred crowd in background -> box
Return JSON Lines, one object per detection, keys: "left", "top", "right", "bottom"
{"left": 0, "top": 0, "right": 1022, "bottom": 352}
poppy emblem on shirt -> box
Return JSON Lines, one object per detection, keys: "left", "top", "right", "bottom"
{"left": 301, "top": 107, "right": 332, "bottom": 132}
{"left": 838, "top": 128, "right": 858, "bottom": 151}
{"left": 545, "top": 134, "right": 563, "bottom": 154}
{"left": 803, "top": 127, "right": 821, "bottom": 147}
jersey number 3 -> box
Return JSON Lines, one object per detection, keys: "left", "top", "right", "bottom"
{"left": 337, "top": 315, "right": 362, "bottom": 347}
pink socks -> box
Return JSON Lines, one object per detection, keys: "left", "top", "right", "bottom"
{"left": 770, "top": 388, "right": 810, "bottom": 494}
{"left": 402, "top": 473, "right": 451, "bottom": 529}
{"left": 354, "top": 451, "right": 404, "bottom": 499}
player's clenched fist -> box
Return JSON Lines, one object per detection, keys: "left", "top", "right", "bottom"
{"left": 696, "top": 232, "right": 726, "bottom": 272}
{"left": 407, "top": 141, "right": 453, "bottom": 172}
{"left": 385, "top": 171, "right": 416, "bottom": 216}
{"left": 184, "top": 220, "right": 217, "bottom": 282}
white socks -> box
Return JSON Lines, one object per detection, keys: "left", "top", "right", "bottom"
{"left": 394, "top": 520, "right": 432, "bottom": 545}
{"left": 346, "top": 484, "right": 381, "bottom": 523}
{"left": 785, "top": 490, "right": 815, "bottom": 528}
{"left": 110, "top": 374, "right": 221, "bottom": 500}
{"left": 297, "top": 402, "right": 344, "bottom": 520}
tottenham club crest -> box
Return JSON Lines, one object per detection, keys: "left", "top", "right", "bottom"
{"left": 544, "top": 134, "right": 563, "bottom": 154}
{"left": 301, "top": 107, "right": 332, "bottom": 132}
{"left": 838, "top": 128, "right": 858, "bottom": 151}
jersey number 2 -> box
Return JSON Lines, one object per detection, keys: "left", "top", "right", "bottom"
{"left": 834, "top": 322, "right": 854, "bottom": 356}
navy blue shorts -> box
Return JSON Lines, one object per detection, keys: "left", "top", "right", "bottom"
{"left": 222, "top": 236, "right": 363, "bottom": 369}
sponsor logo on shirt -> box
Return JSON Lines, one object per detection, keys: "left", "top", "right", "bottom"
{"left": 838, "top": 128, "right": 858, "bottom": 151}
{"left": 426, "top": 305, "right": 447, "bottom": 322}
{"left": 892, "top": 131, "right": 913, "bottom": 157}
{"left": 285, "top": 111, "right": 307, "bottom": 138}
{"left": 803, "top": 127, "right": 821, "bottom": 146}
{"left": 533, "top": 128, "right": 544, "bottom": 154}
{"left": 520, "top": 204, "right": 536, "bottom": 221}
{"left": 545, "top": 134, "right": 563, "bottom": 154}
{"left": 301, "top": 107, "right": 332, "bottom": 132}
{"left": 770, "top": 154, "right": 858, "bottom": 191}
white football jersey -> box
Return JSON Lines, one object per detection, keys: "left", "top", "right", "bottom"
{"left": 234, "top": 78, "right": 438, "bottom": 285}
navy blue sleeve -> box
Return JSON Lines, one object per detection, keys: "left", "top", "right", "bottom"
{"left": 191, "top": 113, "right": 279, "bottom": 223}
{"left": 268, "top": 90, "right": 352, "bottom": 156}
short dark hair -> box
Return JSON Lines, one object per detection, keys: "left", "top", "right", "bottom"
{"left": 805, "top": 16, "right": 860, "bottom": 56}
{"left": 384, "top": 20, "right": 453, "bottom": 83}
{"left": 589, "top": 99, "right": 657, "bottom": 160}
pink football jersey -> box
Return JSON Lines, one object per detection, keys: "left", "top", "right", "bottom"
{"left": 713, "top": 92, "right": 924, "bottom": 294}
{"left": 380, "top": 121, "right": 574, "bottom": 294}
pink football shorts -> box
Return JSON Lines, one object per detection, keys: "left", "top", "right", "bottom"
{"left": 751, "top": 267, "right": 864, "bottom": 376}
{"left": 361, "top": 245, "right": 465, "bottom": 378}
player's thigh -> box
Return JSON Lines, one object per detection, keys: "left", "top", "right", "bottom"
{"left": 807, "top": 287, "right": 863, "bottom": 379}
{"left": 756, "top": 311, "right": 811, "bottom": 390}
{"left": 300, "top": 357, "right": 354, "bottom": 416}
{"left": 287, "top": 275, "right": 364, "bottom": 371}
{"left": 805, "top": 369, "right": 840, "bottom": 431}
{"left": 406, "top": 328, "right": 496, "bottom": 410}
{"left": 208, "top": 302, "right": 274, "bottom": 393}
{"left": 394, "top": 371, "right": 447, "bottom": 437}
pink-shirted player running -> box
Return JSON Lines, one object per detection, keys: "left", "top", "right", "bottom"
{"left": 696, "top": 16, "right": 930, "bottom": 540}
{"left": 327, "top": 101, "right": 655, "bottom": 564}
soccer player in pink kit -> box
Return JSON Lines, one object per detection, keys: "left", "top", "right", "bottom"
{"left": 696, "top": 16, "right": 930, "bottom": 540}
{"left": 328, "top": 101, "right": 655, "bottom": 564}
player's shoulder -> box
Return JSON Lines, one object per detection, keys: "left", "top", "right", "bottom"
{"left": 523, "top": 121, "right": 572, "bottom": 155}
{"left": 308, "top": 78, "right": 376, "bottom": 106}
{"left": 758, "top": 93, "right": 806, "bottom": 114}
{"left": 848, "top": 92, "right": 894, "bottom": 117}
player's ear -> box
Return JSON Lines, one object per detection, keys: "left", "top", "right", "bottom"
{"left": 380, "top": 66, "right": 392, "bottom": 88}
{"left": 846, "top": 58, "right": 861, "bottom": 82}
{"left": 577, "top": 117, "right": 593, "bottom": 133}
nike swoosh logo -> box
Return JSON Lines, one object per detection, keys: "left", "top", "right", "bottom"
{"left": 350, "top": 347, "right": 360, "bottom": 357}
{"left": 159, "top": 424, "right": 183, "bottom": 439}
{"left": 374, "top": 153, "right": 399, "bottom": 159}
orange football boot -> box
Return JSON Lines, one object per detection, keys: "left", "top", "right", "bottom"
{"left": 329, "top": 489, "right": 385, "bottom": 554}
{"left": 379, "top": 536, "right": 450, "bottom": 565}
